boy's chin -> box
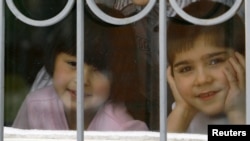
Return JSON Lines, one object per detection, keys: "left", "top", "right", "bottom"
{"left": 199, "top": 106, "right": 224, "bottom": 116}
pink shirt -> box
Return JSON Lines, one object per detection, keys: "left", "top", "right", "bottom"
{"left": 12, "top": 85, "right": 148, "bottom": 131}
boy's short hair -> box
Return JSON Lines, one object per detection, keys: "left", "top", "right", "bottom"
{"left": 167, "top": 1, "right": 245, "bottom": 66}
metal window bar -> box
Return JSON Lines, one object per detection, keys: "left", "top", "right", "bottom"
{"left": 5, "top": 0, "right": 75, "bottom": 27}
{"left": 0, "top": 0, "right": 249, "bottom": 141}
{"left": 76, "top": 0, "right": 84, "bottom": 141}
{"left": 159, "top": 0, "right": 167, "bottom": 141}
{"left": 245, "top": 0, "right": 250, "bottom": 124}
{"left": 0, "top": 0, "right": 4, "bottom": 141}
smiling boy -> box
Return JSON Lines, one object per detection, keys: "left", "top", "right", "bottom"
{"left": 166, "top": 1, "right": 245, "bottom": 133}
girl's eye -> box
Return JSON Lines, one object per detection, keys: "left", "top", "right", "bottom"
{"left": 67, "top": 61, "right": 76, "bottom": 67}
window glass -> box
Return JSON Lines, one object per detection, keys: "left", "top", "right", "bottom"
{"left": 5, "top": 0, "right": 68, "bottom": 126}
{"left": 4, "top": 0, "right": 160, "bottom": 132}
{"left": 166, "top": 0, "right": 245, "bottom": 134}
{"left": 4, "top": 0, "right": 245, "bottom": 135}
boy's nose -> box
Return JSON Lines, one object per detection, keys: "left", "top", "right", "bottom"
{"left": 194, "top": 68, "right": 213, "bottom": 86}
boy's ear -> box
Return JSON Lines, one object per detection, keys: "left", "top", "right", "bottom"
{"left": 169, "top": 65, "right": 175, "bottom": 77}
{"left": 166, "top": 65, "right": 174, "bottom": 78}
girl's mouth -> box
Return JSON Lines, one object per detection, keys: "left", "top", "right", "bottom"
{"left": 84, "top": 93, "right": 91, "bottom": 97}
{"left": 67, "top": 89, "right": 92, "bottom": 98}
{"left": 67, "top": 89, "right": 76, "bottom": 98}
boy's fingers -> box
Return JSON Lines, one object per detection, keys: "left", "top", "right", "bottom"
{"left": 224, "top": 64, "right": 238, "bottom": 89}
{"left": 235, "top": 52, "right": 245, "bottom": 68}
{"left": 228, "top": 55, "right": 245, "bottom": 89}
{"left": 230, "top": 53, "right": 245, "bottom": 74}
{"left": 167, "top": 67, "right": 179, "bottom": 91}
{"left": 167, "top": 67, "right": 180, "bottom": 98}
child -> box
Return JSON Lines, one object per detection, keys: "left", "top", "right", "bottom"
{"left": 12, "top": 5, "right": 148, "bottom": 131}
{"left": 166, "top": 1, "right": 245, "bottom": 134}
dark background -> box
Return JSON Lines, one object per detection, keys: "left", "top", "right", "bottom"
{"left": 4, "top": 0, "right": 68, "bottom": 126}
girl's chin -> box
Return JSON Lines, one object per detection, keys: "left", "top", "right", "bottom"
{"left": 83, "top": 106, "right": 100, "bottom": 114}
{"left": 64, "top": 106, "right": 76, "bottom": 113}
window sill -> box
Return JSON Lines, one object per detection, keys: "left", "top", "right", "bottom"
{"left": 4, "top": 127, "right": 207, "bottom": 141}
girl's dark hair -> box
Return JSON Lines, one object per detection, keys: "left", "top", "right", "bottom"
{"left": 167, "top": 0, "right": 245, "bottom": 66}
{"left": 44, "top": 4, "right": 146, "bottom": 122}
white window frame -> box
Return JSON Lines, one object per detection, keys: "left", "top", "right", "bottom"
{"left": 0, "top": 0, "right": 249, "bottom": 141}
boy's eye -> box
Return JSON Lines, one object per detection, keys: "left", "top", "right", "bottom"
{"left": 178, "top": 66, "right": 192, "bottom": 73}
{"left": 209, "top": 58, "right": 225, "bottom": 65}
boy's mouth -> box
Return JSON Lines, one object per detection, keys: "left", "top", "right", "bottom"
{"left": 197, "top": 91, "right": 218, "bottom": 100}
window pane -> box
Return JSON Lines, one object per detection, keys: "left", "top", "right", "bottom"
{"left": 4, "top": 0, "right": 72, "bottom": 128}
{"left": 5, "top": 0, "right": 160, "bottom": 132}
{"left": 166, "top": 0, "right": 246, "bottom": 134}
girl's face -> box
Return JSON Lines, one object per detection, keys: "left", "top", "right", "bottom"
{"left": 53, "top": 53, "right": 110, "bottom": 113}
{"left": 172, "top": 37, "right": 233, "bottom": 116}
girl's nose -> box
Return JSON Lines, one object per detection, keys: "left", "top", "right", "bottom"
{"left": 84, "top": 66, "right": 90, "bottom": 87}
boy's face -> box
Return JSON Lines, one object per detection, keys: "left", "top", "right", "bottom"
{"left": 172, "top": 38, "right": 233, "bottom": 116}
{"left": 53, "top": 53, "right": 110, "bottom": 113}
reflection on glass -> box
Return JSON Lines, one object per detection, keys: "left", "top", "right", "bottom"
{"left": 8, "top": 3, "right": 152, "bottom": 131}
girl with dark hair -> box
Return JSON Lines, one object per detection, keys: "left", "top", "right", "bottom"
{"left": 12, "top": 5, "right": 148, "bottom": 131}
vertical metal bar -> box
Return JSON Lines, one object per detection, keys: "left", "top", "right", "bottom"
{"left": 245, "top": 0, "right": 250, "bottom": 124}
{"left": 159, "top": 0, "right": 167, "bottom": 141}
{"left": 77, "top": 0, "right": 84, "bottom": 141}
{"left": 0, "top": 0, "right": 4, "bottom": 140}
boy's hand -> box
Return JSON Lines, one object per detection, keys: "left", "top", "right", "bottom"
{"left": 166, "top": 66, "right": 197, "bottom": 132}
{"left": 167, "top": 66, "right": 197, "bottom": 112}
{"left": 224, "top": 52, "right": 246, "bottom": 124}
